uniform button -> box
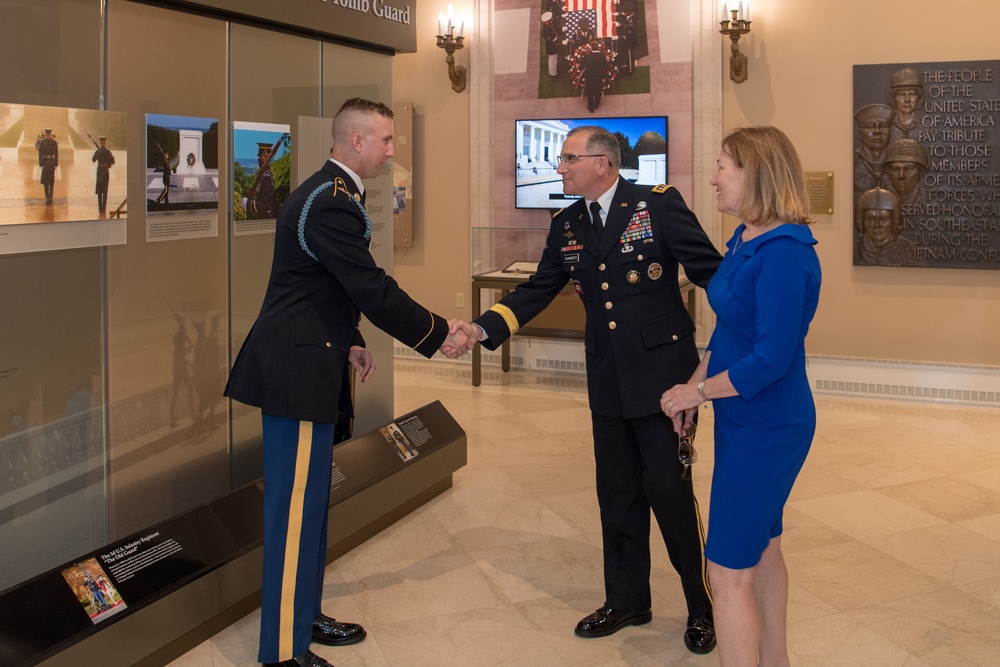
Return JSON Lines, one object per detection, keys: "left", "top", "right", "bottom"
{"left": 326, "top": 342, "right": 332, "bottom": 348}
{"left": 599, "top": 263, "right": 606, "bottom": 271}
{"left": 608, "top": 321, "right": 617, "bottom": 330}
{"left": 637, "top": 254, "right": 644, "bottom": 261}
{"left": 605, "top": 301, "right": 613, "bottom": 310}
{"left": 570, "top": 266, "right": 575, "bottom": 271}
{"left": 672, "top": 334, "right": 679, "bottom": 341}
{"left": 601, "top": 282, "right": 609, "bottom": 290}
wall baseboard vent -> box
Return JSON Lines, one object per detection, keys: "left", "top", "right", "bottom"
{"left": 395, "top": 343, "right": 1000, "bottom": 408}
{"left": 808, "top": 355, "right": 1000, "bottom": 407}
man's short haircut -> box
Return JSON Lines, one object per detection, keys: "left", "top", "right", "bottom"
{"left": 335, "top": 97, "right": 393, "bottom": 121}
{"left": 566, "top": 126, "right": 621, "bottom": 170}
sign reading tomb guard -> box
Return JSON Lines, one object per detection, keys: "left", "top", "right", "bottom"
{"left": 134, "top": 0, "right": 416, "bottom": 53}
{"left": 853, "top": 60, "right": 1000, "bottom": 269}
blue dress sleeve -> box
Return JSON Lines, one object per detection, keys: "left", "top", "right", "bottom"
{"left": 727, "top": 237, "right": 814, "bottom": 400}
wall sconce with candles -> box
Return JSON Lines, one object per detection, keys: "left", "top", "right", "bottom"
{"left": 436, "top": 3, "right": 467, "bottom": 93}
{"left": 719, "top": 2, "right": 751, "bottom": 83}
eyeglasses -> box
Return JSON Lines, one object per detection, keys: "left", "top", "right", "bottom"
{"left": 556, "top": 153, "right": 606, "bottom": 165}
{"left": 678, "top": 423, "right": 698, "bottom": 481}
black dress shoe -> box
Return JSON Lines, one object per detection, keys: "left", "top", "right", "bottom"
{"left": 574, "top": 606, "right": 653, "bottom": 638}
{"left": 312, "top": 613, "right": 367, "bottom": 646}
{"left": 684, "top": 612, "right": 716, "bottom": 654}
{"left": 262, "top": 649, "right": 333, "bottom": 667}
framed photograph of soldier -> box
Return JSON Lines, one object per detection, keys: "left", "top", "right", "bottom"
{"left": 0, "top": 102, "right": 127, "bottom": 255}
{"left": 854, "top": 60, "right": 1000, "bottom": 269}
{"left": 232, "top": 121, "right": 291, "bottom": 236}
{"left": 145, "top": 114, "right": 220, "bottom": 242}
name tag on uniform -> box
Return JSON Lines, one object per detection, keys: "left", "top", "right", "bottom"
{"left": 563, "top": 253, "right": 580, "bottom": 263}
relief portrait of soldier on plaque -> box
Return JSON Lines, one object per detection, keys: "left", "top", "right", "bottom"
{"left": 854, "top": 60, "right": 1000, "bottom": 269}
{"left": 854, "top": 104, "right": 895, "bottom": 193}
{"left": 883, "top": 138, "right": 929, "bottom": 205}
{"left": 855, "top": 187, "right": 914, "bottom": 266}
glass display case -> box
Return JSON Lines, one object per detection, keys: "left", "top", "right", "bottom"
{"left": 472, "top": 225, "right": 551, "bottom": 277}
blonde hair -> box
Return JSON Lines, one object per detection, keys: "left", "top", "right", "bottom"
{"left": 721, "top": 126, "right": 813, "bottom": 225}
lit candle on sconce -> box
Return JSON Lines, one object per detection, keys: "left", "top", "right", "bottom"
{"left": 435, "top": 2, "right": 469, "bottom": 92}
{"left": 719, "top": 0, "right": 751, "bottom": 82}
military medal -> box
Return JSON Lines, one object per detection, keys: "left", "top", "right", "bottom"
{"left": 636, "top": 201, "right": 647, "bottom": 211}
{"left": 647, "top": 263, "right": 663, "bottom": 280}
{"left": 621, "top": 242, "right": 634, "bottom": 254}
{"left": 621, "top": 210, "right": 653, "bottom": 244}
{"left": 626, "top": 270, "right": 640, "bottom": 284}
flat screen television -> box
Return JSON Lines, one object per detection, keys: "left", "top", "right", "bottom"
{"left": 515, "top": 116, "right": 668, "bottom": 209}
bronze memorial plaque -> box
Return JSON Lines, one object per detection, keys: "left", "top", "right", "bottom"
{"left": 805, "top": 172, "right": 834, "bottom": 215}
{"left": 853, "top": 60, "right": 1000, "bottom": 269}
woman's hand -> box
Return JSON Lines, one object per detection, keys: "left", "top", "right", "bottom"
{"left": 661, "top": 384, "right": 701, "bottom": 435}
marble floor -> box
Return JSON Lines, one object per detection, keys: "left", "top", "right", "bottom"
{"left": 170, "top": 359, "right": 1000, "bottom": 667}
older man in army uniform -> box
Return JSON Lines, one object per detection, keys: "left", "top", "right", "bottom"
{"left": 465, "top": 126, "right": 722, "bottom": 654}
{"left": 38, "top": 128, "right": 59, "bottom": 204}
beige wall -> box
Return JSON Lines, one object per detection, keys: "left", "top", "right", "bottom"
{"left": 720, "top": 0, "right": 1000, "bottom": 365}
{"left": 395, "top": 0, "right": 1000, "bottom": 366}
{"left": 392, "top": 0, "right": 475, "bottom": 323}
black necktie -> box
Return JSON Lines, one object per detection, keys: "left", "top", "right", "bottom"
{"left": 590, "top": 201, "right": 603, "bottom": 240}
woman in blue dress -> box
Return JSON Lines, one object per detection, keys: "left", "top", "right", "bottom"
{"left": 660, "top": 126, "right": 821, "bottom": 667}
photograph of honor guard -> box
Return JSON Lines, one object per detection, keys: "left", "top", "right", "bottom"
{"left": 225, "top": 98, "right": 472, "bottom": 667}
{"left": 38, "top": 128, "right": 58, "bottom": 203}
{"left": 471, "top": 126, "right": 723, "bottom": 653}
{"left": 156, "top": 151, "right": 171, "bottom": 204}
{"left": 92, "top": 136, "right": 116, "bottom": 214}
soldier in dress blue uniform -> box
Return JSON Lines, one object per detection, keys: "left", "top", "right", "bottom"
{"left": 467, "top": 126, "right": 723, "bottom": 654}
{"left": 92, "top": 136, "right": 115, "bottom": 214}
{"left": 38, "top": 128, "right": 58, "bottom": 203}
{"left": 247, "top": 142, "right": 276, "bottom": 219}
{"left": 225, "top": 98, "right": 471, "bottom": 667}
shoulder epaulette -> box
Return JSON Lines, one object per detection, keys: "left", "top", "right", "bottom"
{"left": 330, "top": 176, "right": 353, "bottom": 200}
{"left": 651, "top": 184, "right": 674, "bottom": 194}
{"left": 551, "top": 207, "right": 567, "bottom": 218}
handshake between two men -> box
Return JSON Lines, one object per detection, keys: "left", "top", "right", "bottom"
{"left": 440, "top": 319, "right": 482, "bottom": 359}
